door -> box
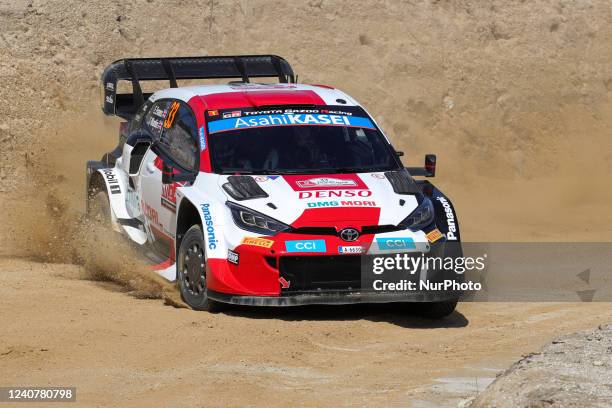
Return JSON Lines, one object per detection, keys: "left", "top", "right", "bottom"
{"left": 138, "top": 99, "right": 199, "bottom": 260}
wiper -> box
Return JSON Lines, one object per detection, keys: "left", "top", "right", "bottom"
{"left": 219, "top": 169, "right": 285, "bottom": 175}
{"left": 315, "top": 167, "right": 390, "bottom": 174}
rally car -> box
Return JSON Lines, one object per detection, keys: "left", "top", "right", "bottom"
{"left": 86, "top": 55, "right": 462, "bottom": 317}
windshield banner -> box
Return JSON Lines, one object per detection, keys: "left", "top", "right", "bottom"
{"left": 208, "top": 112, "right": 376, "bottom": 134}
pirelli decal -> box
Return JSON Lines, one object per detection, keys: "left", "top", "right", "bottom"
{"left": 103, "top": 169, "right": 121, "bottom": 195}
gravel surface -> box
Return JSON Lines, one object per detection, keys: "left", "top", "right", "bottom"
{"left": 470, "top": 324, "right": 612, "bottom": 408}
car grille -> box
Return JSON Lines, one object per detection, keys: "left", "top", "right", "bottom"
{"left": 289, "top": 225, "right": 402, "bottom": 236}
{"left": 279, "top": 255, "right": 362, "bottom": 294}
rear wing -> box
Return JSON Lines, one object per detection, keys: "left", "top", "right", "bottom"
{"left": 101, "top": 55, "right": 296, "bottom": 119}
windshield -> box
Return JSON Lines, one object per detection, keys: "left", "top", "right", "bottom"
{"left": 207, "top": 106, "right": 402, "bottom": 174}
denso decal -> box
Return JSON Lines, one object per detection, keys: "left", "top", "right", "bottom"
{"left": 208, "top": 114, "right": 375, "bottom": 134}
{"left": 376, "top": 237, "right": 416, "bottom": 250}
{"left": 299, "top": 190, "right": 373, "bottom": 199}
{"left": 200, "top": 203, "right": 218, "bottom": 250}
{"left": 306, "top": 200, "right": 376, "bottom": 208}
{"left": 102, "top": 169, "right": 121, "bottom": 194}
{"left": 436, "top": 197, "right": 457, "bottom": 241}
{"left": 296, "top": 177, "right": 357, "bottom": 188}
{"left": 285, "top": 239, "right": 327, "bottom": 253}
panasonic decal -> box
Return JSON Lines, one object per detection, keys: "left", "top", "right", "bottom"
{"left": 436, "top": 196, "right": 457, "bottom": 240}
{"left": 200, "top": 203, "right": 218, "bottom": 250}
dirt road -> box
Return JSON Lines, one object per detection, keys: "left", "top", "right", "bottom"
{"left": 1, "top": 258, "right": 610, "bottom": 408}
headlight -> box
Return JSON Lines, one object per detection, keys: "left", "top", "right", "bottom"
{"left": 226, "top": 202, "right": 291, "bottom": 235}
{"left": 398, "top": 196, "right": 435, "bottom": 231}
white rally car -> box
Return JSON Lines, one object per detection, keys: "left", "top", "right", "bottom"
{"left": 87, "top": 55, "right": 462, "bottom": 317}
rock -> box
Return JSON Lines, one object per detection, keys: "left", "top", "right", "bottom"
{"left": 471, "top": 324, "right": 612, "bottom": 407}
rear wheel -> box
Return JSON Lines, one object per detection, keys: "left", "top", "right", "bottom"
{"left": 87, "top": 187, "right": 111, "bottom": 227}
{"left": 417, "top": 299, "right": 458, "bottom": 319}
{"left": 177, "top": 225, "right": 223, "bottom": 312}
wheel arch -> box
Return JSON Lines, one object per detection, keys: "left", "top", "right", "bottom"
{"left": 417, "top": 180, "right": 461, "bottom": 242}
{"left": 176, "top": 198, "right": 202, "bottom": 257}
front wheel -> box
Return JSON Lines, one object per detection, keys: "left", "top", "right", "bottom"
{"left": 177, "top": 225, "right": 223, "bottom": 312}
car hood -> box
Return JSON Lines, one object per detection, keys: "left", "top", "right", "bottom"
{"left": 217, "top": 172, "right": 420, "bottom": 228}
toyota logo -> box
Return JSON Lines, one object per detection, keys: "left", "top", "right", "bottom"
{"left": 339, "top": 228, "right": 359, "bottom": 242}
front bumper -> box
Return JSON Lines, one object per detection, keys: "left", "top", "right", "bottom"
{"left": 206, "top": 238, "right": 464, "bottom": 305}
{"left": 207, "top": 288, "right": 461, "bottom": 306}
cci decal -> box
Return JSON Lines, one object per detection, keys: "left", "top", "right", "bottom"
{"left": 376, "top": 237, "right": 416, "bottom": 250}
{"left": 436, "top": 197, "right": 457, "bottom": 241}
{"left": 241, "top": 237, "right": 274, "bottom": 248}
{"left": 200, "top": 203, "right": 218, "bottom": 250}
{"left": 285, "top": 239, "right": 327, "bottom": 253}
{"left": 208, "top": 114, "right": 375, "bottom": 134}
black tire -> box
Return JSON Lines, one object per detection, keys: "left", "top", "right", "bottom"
{"left": 417, "top": 299, "right": 458, "bottom": 319}
{"left": 177, "top": 225, "right": 223, "bottom": 312}
{"left": 87, "top": 187, "right": 112, "bottom": 227}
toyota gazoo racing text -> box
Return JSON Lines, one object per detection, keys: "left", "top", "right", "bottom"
{"left": 86, "top": 55, "right": 463, "bottom": 317}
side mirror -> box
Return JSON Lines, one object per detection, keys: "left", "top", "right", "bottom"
{"left": 162, "top": 162, "right": 174, "bottom": 184}
{"left": 162, "top": 162, "right": 197, "bottom": 184}
{"left": 405, "top": 154, "right": 436, "bottom": 177}
{"left": 424, "top": 154, "right": 436, "bottom": 177}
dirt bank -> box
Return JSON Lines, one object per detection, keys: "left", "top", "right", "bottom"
{"left": 470, "top": 323, "right": 612, "bottom": 408}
